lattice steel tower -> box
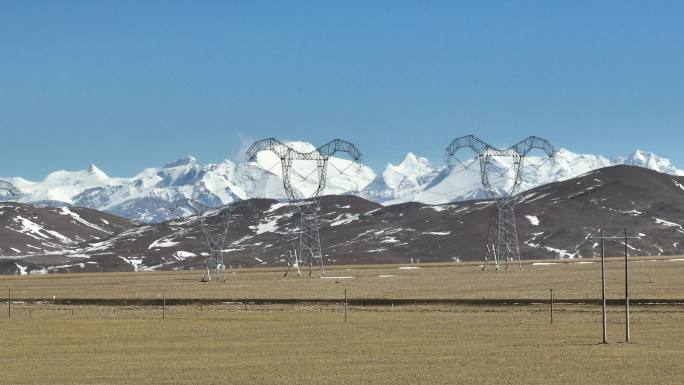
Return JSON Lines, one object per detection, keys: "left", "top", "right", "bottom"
{"left": 175, "top": 199, "right": 234, "bottom": 282}
{"left": 245, "top": 138, "right": 362, "bottom": 277}
{"left": 0, "top": 181, "right": 21, "bottom": 200}
{"left": 0, "top": 181, "right": 23, "bottom": 258}
{"left": 446, "top": 135, "right": 556, "bottom": 270}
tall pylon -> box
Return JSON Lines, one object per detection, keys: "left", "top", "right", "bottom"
{"left": 173, "top": 199, "right": 233, "bottom": 282}
{"left": 0, "top": 181, "right": 22, "bottom": 200}
{"left": 446, "top": 135, "right": 556, "bottom": 270}
{"left": 245, "top": 138, "right": 362, "bottom": 277}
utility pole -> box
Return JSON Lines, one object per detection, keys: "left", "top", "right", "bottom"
{"left": 7, "top": 288, "right": 11, "bottom": 319}
{"left": 601, "top": 228, "right": 607, "bottom": 344}
{"left": 624, "top": 228, "right": 630, "bottom": 343}
{"left": 590, "top": 228, "right": 639, "bottom": 345}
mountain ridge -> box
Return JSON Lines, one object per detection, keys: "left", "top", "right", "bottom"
{"left": 2, "top": 145, "right": 682, "bottom": 222}
{"left": 2, "top": 164, "right": 683, "bottom": 274}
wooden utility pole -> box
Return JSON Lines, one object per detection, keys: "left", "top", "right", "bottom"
{"left": 601, "top": 228, "right": 607, "bottom": 344}
{"left": 624, "top": 228, "right": 630, "bottom": 343}
{"left": 590, "top": 228, "right": 639, "bottom": 345}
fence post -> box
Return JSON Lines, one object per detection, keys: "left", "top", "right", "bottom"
{"left": 162, "top": 290, "right": 166, "bottom": 320}
{"left": 550, "top": 289, "right": 554, "bottom": 325}
{"left": 344, "top": 288, "right": 348, "bottom": 322}
{"left": 7, "top": 288, "right": 10, "bottom": 319}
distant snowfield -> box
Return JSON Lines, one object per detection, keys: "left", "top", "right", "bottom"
{"left": 252, "top": 215, "right": 287, "bottom": 235}
{"left": 330, "top": 213, "right": 360, "bottom": 227}
{"left": 148, "top": 236, "right": 179, "bottom": 249}
{"left": 10, "top": 216, "right": 73, "bottom": 244}
{"left": 59, "top": 206, "right": 110, "bottom": 234}
{"left": 2, "top": 145, "right": 683, "bottom": 223}
{"left": 525, "top": 215, "right": 540, "bottom": 226}
{"left": 422, "top": 231, "right": 451, "bottom": 236}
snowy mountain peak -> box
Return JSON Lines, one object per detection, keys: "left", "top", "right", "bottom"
{"left": 397, "top": 152, "right": 432, "bottom": 169}
{"left": 163, "top": 155, "right": 198, "bottom": 168}
{"left": 620, "top": 150, "right": 684, "bottom": 176}
{"left": 357, "top": 152, "right": 438, "bottom": 204}
{"left": 87, "top": 164, "right": 108, "bottom": 177}
{"left": 382, "top": 152, "right": 435, "bottom": 189}
{"left": 4, "top": 147, "right": 683, "bottom": 222}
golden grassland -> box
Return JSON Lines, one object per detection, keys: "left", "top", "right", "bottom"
{"left": 0, "top": 256, "right": 683, "bottom": 300}
{"left": 1, "top": 304, "right": 684, "bottom": 384}
{"left": 1, "top": 258, "right": 684, "bottom": 384}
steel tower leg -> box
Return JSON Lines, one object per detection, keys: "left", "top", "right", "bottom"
{"left": 284, "top": 250, "right": 302, "bottom": 277}
{"left": 297, "top": 201, "right": 324, "bottom": 277}
{"left": 201, "top": 264, "right": 211, "bottom": 282}
{"left": 485, "top": 208, "right": 501, "bottom": 271}
{"left": 201, "top": 249, "right": 226, "bottom": 282}
{"left": 495, "top": 199, "right": 521, "bottom": 270}
{"left": 211, "top": 250, "right": 225, "bottom": 282}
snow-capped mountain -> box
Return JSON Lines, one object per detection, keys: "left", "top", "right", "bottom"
{"left": 6, "top": 164, "right": 684, "bottom": 274}
{"left": 360, "top": 148, "right": 683, "bottom": 205}
{"left": 2, "top": 142, "right": 376, "bottom": 222}
{"left": 1, "top": 144, "right": 682, "bottom": 222}
{"left": 618, "top": 150, "right": 684, "bottom": 176}
{"left": 359, "top": 152, "right": 440, "bottom": 204}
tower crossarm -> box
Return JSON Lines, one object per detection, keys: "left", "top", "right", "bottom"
{"left": 445, "top": 135, "right": 493, "bottom": 168}
{"left": 0, "top": 181, "right": 22, "bottom": 200}
{"left": 245, "top": 138, "right": 361, "bottom": 201}
{"left": 509, "top": 136, "right": 556, "bottom": 158}
{"left": 244, "top": 138, "right": 292, "bottom": 162}
{"left": 316, "top": 139, "right": 362, "bottom": 162}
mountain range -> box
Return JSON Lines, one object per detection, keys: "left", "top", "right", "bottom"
{"left": 2, "top": 164, "right": 683, "bottom": 275}
{"left": 2, "top": 144, "right": 682, "bottom": 222}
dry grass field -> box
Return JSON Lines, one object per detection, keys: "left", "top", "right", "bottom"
{"left": 1, "top": 256, "right": 683, "bottom": 301}
{"left": 1, "top": 258, "right": 684, "bottom": 384}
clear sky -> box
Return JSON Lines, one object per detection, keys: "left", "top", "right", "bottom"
{"left": 1, "top": 1, "right": 683, "bottom": 180}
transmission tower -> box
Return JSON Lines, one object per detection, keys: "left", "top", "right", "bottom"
{"left": 174, "top": 199, "right": 234, "bottom": 282}
{"left": 446, "top": 135, "right": 556, "bottom": 270}
{"left": 245, "top": 138, "right": 362, "bottom": 277}
{"left": 0, "top": 181, "right": 21, "bottom": 200}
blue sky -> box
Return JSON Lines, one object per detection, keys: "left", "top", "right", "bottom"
{"left": 1, "top": 1, "right": 683, "bottom": 180}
